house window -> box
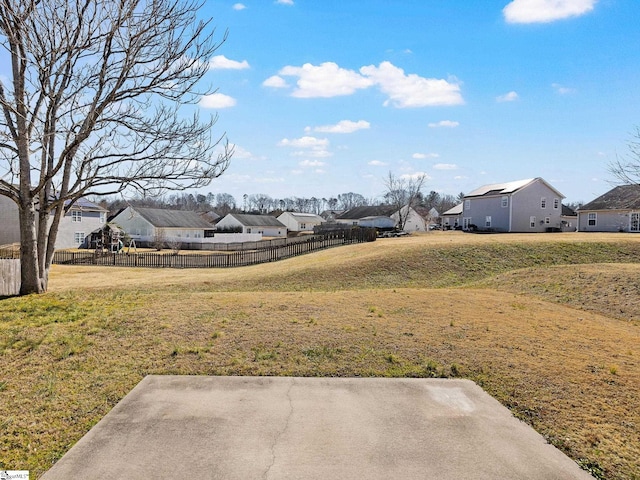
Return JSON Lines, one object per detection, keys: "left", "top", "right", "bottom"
{"left": 553, "top": 198, "right": 559, "bottom": 209}
{"left": 501, "top": 196, "right": 508, "bottom": 208}
{"left": 72, "top": 210, "right": 82, "bottom": 222}
{"left": 485, "top": 216, "right": 492, "bottom": 228}
{"left": 540, "top": 197, "right": 546, "bottom": 209}
{"left": 545, "top": 217, "right": 550, "bottom": 224}
{"left": 588, "top": 213, "right": 597, "bottom": 226}
{"left": 194, "top": 232, "right": 202, "bottom": 238}
{"left": 247, "top": 228, "right": 251, "bottom": 233}
{"left": 530, "top": 216, "right": 536, "bottom": 228}
{"left": 463, "top": 217, "right": 471, "bottom": 229}
{"left": 74, "top": 232, "right": 85, "bottom": 244}
{"left": 464, "top": 200, "right": 470, "bottom": 210}
{"left": 100, "top": 212, "right": 106, "bottom": 223}
{"left": 300, "top": 223, "right": 306, "bottom": 230}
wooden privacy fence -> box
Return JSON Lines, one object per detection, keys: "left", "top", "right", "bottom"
{"left": 52, "top": 228, "right": 377, "bottom": 269}
{"left": 0, "top": 259, "right": 20, "bottom": 296}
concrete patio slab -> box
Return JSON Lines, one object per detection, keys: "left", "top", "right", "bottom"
{"left": 42, "top": 376, "right": 591, "bottom": 480}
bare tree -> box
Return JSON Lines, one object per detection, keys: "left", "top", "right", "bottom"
{"left": 383, "top": 171, "right": 427, "bottom": 230}
{"left": 0, "top": 0, "right": 232, "bottom": 294}
{"left": 609, "top": 127, "right": 640, "bottom": 185}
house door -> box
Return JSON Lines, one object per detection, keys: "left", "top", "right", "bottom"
{"left": 631, "top": 213, "right": 640, "bottom": 232}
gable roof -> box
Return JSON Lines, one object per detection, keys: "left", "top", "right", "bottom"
{"left": 337, "top": 205, "right": 396, "bottom": 219}
{"left": 282, "top": 212, "right": 324, "bottom": 223}
{"left": 442, "top": 203, "right": 463, "bottom": 216}
{"left": 225, "top": 213, "right": 286, "bottom": 228}
{"left": 579, "top": 185, "right": 640, "bottom": 211}
{"left": 464, "top": 177, "right": 564, "bottom": 199}
{"left": 133, "top": 207, "right": 213, "bottom": 229}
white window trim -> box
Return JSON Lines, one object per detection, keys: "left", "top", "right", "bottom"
{"left": 540, "top": 197, "right": 547, "bottom": 209}
{"left": 588, "top": 213, "right": 597, "bottom": 226}
{"left": 72, "top": 210, "right": 82, "bottom": 222}
{"left": 501, "top": 196, "right": 508, "bottom": 208}
{"left": 485, "top": 216, "right": 492, "bottom": 228}
{"left": 530, "top": 216, "right": 536, "bottom": 228}
{"left": 553, "top": 198, "right": 560, "bottom": 209}
{"left": 74, "top": 232, "right": 85, "bottom": 244}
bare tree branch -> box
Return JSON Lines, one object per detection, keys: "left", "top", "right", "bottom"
{"left": 0, "top": 0, "right": 232, "bottom": 294}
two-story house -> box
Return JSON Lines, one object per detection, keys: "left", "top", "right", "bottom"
{"left": 462, "top": 178, "right": 565, "bottom": 233}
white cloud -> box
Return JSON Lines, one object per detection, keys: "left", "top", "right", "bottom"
{"left": 292, "top": 149, "right": 333, "bottom": 158}
{"left": 209, "top": 55, "right": 250, "bottom": 70}
{"left": 400, "top": 172, "right": 431, "bottom": 181}
{"left": 503, "top": 0, "right": 597, "bottom": 24}
{"left": 368, "top": 160, "right": 387, "bottom": 166}
{"left": 428, "top": 120, "right": 459, "bottom": 128}
{"left": 552, "top": 83, "right": 576, "bottom": 95}
{"left": 299, "top": 159, "right": 326, "bottom": 167}
{"left": 433, "top": 163, "right": 458, "bottom": 170}
{"left": 311, "top": 120, "right": 370, "bottom": 134}
{"left": 229, "top": 145, "right": 266, "bottom": 161}
{"left": 412, "top": 152, "right": 440, "bottom": 159}
{"left": 262, "top": 75, "right": 289, "bottom": 88}
{"left": 266, "top": 60, "right": 464, "bottom": 108}
{"left": 278, "top": 136, "right": 329, "bottom": 149}
{"left": 199, "top": 93, "right": 236, "bottom": 108}
{"left": 277, "top": 62, "right": 373, "bottom": 98}
{"left": 497, "top": 91, "right": 519, "bottom": 102}
{"left": 279, "top": 136, "right": 331, "bottom": 158}
{"left": 232, "top": 3, "right": 246, "bottom": 10}
{"left": 360, "top": 61, "right": 464, "bottom": 108}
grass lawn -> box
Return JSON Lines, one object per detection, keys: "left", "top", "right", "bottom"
{"left": 1, "top": 232, "right": 639, "bottom": 479}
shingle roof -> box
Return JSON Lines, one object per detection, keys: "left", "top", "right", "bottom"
{"left": 442, "top": 203, "right": 463, "bottom": 215}
{"left": 337, "top": 205, "right": 396, "bottom": 219}
{"left": 227, "top": 213, "right": 286, "bottom": 228}
{"left": 286, "top": 212, "right": 324, "bottom": 222}
{"left": 579, "top": 185, "right": 640, "bottom": 211}
{"left": 134, "top": 207, "right": 214, "bottom": 228}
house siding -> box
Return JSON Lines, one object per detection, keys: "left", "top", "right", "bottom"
{"left": 216, "top": 215, "right": 287, "bottom": 237}
{"left": 0, "top": 195, "right": 21, "bottom": 245}
{"left": 463, "top": 195, "right": 511, "bottom": 231}
{"left": 578, "top": 210, "right": 639, "bottom": 232}
{"left": 510, "top": 181, "right": 563, "bottom": 232}
{"left": 0, "top": 195, "right": 106, "bottom": 249}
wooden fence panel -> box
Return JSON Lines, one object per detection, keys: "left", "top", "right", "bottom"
{"left": 0, "top": 259, "right": 20, "bottom": 296}
{"left": 52, "top": 228, "right": 376, "bottom": 269}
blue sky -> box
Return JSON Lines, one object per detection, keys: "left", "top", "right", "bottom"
{"left": 198, "top": 0, "right": 640, "bottom": 204}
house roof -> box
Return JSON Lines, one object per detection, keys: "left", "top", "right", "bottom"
{"left": 225, "top": 213, "right": 286, "bottom": 228}
{"left": 281, "top": 212, "right": 324, "bottom": 223}
{"left": 464, "top": 177, "right": 564, "bottom": 199}
{"left": 442, "top": 203, "right": 463, "bottom": 216}
{"left": 579, "top": 185, "right": 640, "bottom": 211}
{"left": 337, "top": 205, "right": 396, "bottom": 219}
{"left": 562, "top": 204, "right": 577, "bottom": 216}
{"left": 133, "top": 207, "right": 214, "bottom": 229}
{"left": 64, "top": 198, "right": 108, "bottom": 211}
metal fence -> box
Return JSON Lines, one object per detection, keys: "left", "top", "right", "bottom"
{"left": 52, "top": 228, "right": 376, "bottom": 269}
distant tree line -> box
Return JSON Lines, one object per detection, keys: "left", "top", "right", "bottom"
{"left": 99, "top": 189, "right": 462, "bottom": 218}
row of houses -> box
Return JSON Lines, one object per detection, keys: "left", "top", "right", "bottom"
{"left": 440, "top": 178, "right": 640, "bottom": 233}
{"left": 2, "top": 179, "right": 640, "bottom": 250}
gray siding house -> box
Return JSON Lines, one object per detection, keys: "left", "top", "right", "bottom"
{"left": 577, "top": 185, "right": 640, "bottom": 232}
{"left": 216, "top": 213, "right": 287, "bottom": 237}
{"left": 462, "top": 178, "right": 565, "bottom": 233}
{"left": 0, "top": 195, "right": 107, "bottom": 249}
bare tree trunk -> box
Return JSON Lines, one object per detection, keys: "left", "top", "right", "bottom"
{"left": 18, "top": 200, "right": 45, "bottom": 294}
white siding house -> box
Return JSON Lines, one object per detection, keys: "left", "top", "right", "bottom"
{"left": 577, "top": 185, "right": 640, "bottom": 232}
{"left": 0, "top": 195, "right": 107, "bottom": 249}
{"left": 110, "top": 206, "right": 216, "bottom": 244}
{"left": 277, "top": 212, "right": 324, "bottom": 233}
{"left": 216, "top": 213, "right": 287, "bottom": 237}
{"left": 462, "top": 178, "right": 565, "bottom": 233}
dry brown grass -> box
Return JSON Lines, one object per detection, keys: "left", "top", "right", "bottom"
{"left": 1, "top": 231, "right": 639, "bottom": 479}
